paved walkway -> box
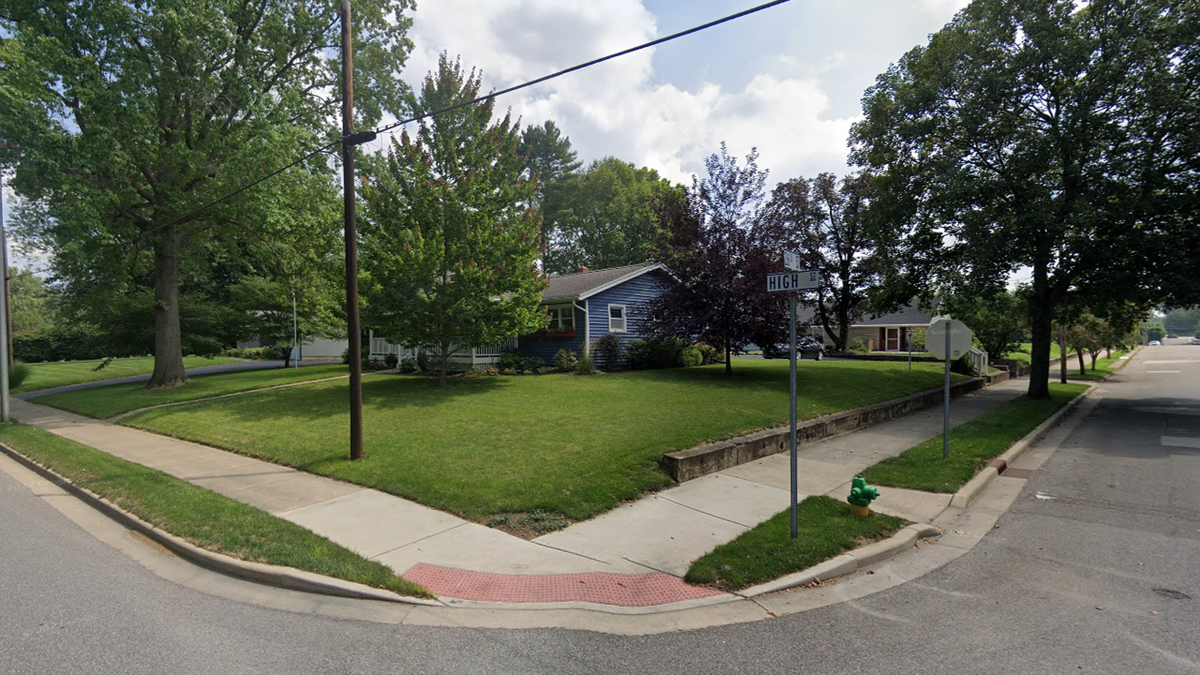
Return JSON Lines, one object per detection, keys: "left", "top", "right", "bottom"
{"left": 10, "top": 378, "right": 1029, "bottom": 607}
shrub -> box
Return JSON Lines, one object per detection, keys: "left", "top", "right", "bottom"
{"left": 575, "top": 355, "right": 596, "bottom": 375}
{"left": 384, "top": 353, "right": 399, "bottom": 369}
{"left": 592, "top": 333, "right": 623, "bottom": 369}
{"left": 696, "top": 343, "right": 721, "bottom": 365}
{"left": 399, "top": 358, "right": 419, "bottom": 374}
{"left": 681, "top": 346, "right": 703, "bottom": 367}
{"left": 553, "top": 349, "right": 578, "bottom": 371}
{"left": 8, "top": 360, "right": 31, "bottom": 389}
{"left": 848, "top": 338, "right": 869, "bottom": 353}
{"left": 13, "top": 323, "right": 106, "bottom": 363}
{"left": 499, "top": 350, "right": 542, "bottom": 373}
{"left": 416, "top": 351, "right": 431, "bottom": 372}
{"left": 626, "top": 337, "right": 691, "bottom": 369}
{"left": 908, "top": 328, "right": 926, "bottom": 352}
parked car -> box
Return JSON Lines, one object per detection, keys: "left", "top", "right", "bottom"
{"left": 1148, "top": 340, "right": 1161, "bottom": 346}
{"left": 762, "top": 336, "right": 825, "bottom": 360}
{"left": 1191, "top": 337, "right": 1200, "bottom": 345}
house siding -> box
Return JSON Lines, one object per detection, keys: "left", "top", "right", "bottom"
{"left": 520, "top": 306, "right": 586, "bottom": 364}
{"left": 586, "top": 271, "right": 669, "bottom": 367}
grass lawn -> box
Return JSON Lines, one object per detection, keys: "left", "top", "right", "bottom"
{"left": 685, "top": 496, "right": 904, "bottom": 592}
{"left": 0, "top": 424, "right": 428, "bottom": 597}
{"left": 1066, "top": 349, "right": 1129, "bottom": 381}
{"left": 123, "top": 359, "right": 968, "bottom": 523}
{"left": 1002, "top": 342, "right": 1065, "bottom": 365}
{"left": 861, "top": 383, "right": 1088, "bottom": 493}
{"left": 14, "top": 355, "right": 244, "bottom": 394}
{"left": 36, "top": 364, "right": 349, "bottom": 419}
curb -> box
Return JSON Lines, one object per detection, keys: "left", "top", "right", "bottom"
{"left": 0, "top": 441, "right": 443, "bottom": 608}
{"left": 734, "top": 523, "right": 942, "bottom": 598}
{"left": 948, "top": 385, "right": 1095, "bottom": 509}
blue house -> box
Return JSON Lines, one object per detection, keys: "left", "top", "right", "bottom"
{"left": 366, "top": 262, "right": 672, "bottom": 370}
{"left": 520, "top": 262, "right": 671, "bottom": 368}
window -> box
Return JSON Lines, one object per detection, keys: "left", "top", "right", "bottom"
{"left": 608, "top": 304, "right": 626, "bottom": 332}
{"left": 546, "top": 306, "right": 574, "bottom": 330}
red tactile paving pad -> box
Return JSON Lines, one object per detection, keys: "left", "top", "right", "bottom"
{"left": 403, "top": 563, "right": 724, "bottom": 606}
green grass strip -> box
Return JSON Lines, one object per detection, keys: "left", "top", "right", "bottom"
{"left": 685, "top": 496, "right": 904, "bottom": 592}
{"left": 1067, "top": 350, "right": 1129, "bottom": 382}
{"left": 15, "top": 356, "right": 245, "bottom": 394}
{"left": 36, "top": 364, "right": 349, "bottom": 419}
{"left": 861, "top": 383, "right": 1088, "bottom": 493}
{"left": 0, "top": 424, "right": 428, "bottom": 598}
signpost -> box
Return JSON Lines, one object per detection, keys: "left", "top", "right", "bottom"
{"left": 927, "top": 317, "right": 973, "bottom": 459}
{"left": 768, "top": 254, "right": 820, "bottom": 538}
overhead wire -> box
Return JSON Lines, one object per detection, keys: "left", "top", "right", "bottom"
{"left": 17, "top": 0, "right": 792, "bottom": 274}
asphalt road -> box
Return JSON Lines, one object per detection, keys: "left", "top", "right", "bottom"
{"left": 2, "top": 345, "right": 1198, "bottom": 674}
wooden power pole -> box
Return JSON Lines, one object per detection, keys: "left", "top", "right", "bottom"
{"left": 342, "top": 0, "right": 364, "bottom": 460}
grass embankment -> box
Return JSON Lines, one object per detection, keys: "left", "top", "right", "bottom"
{"left": 685, "top": 496, "right": 904, "bottom": 592}
{"left": 0, "top": 424, "right": 428, "bottom": 597}
{"left": 121, "top": 359, "right": 967, "bottom": 522}
{"left": 14, "top": 356, "right": 244, "bottom": 394}
{"left": 861, "top": 383, "right": 1088, "bottom": 492}
{"left": 1066, "top": 349, "right": 1129, "bottom": 382}
{"left": 1002, "top": 343, "right": 1065, "bottom": 365}
{"left": 37, "top": 364, "right": 349, "bottom": 419}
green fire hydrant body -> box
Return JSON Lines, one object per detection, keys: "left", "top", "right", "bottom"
{"left": 847, "top": 475, "right": 880, "bottom": 516}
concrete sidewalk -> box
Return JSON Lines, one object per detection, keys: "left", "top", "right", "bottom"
{"left": 10, "top": 377, "right": 1029, "bottom": 607}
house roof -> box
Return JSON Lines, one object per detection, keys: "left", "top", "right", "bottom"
{"left": 542, "top": 262, "right": 665, "bottom": 302}
{"left": 795, "top": 299, "right": 939, "bottom": 328}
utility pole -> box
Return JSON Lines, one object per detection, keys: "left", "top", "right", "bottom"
{"left": 342, "top": 0, "right": 364, "bottom": 460}
{"left": 0, "top": 170, "right": 10, "bottom": 423}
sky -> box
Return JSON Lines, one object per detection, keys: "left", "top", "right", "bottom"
{"left": 387, "top": 0, "right": 973, "bottom": 187}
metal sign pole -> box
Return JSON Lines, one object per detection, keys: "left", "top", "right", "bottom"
{"left": 789, "top": 290, "right": 798, "bottom": 539}
{"left": 943, "top": 325, "right": 951, "bottom": 459}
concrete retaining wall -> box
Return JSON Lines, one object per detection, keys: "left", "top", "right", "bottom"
{"left": 660, "top": 378, "right": 986, "bottom": 483}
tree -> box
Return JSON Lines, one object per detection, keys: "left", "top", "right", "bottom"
{"left": 8, "top": 267, "right": 57, "bottom": 337}
{"left": 542, "top": 157, "right": 679, "bottom": 276}
{"left": 943, "top": 290, "right": 1028, "bottom": 362}
{"left": 359, "top": 55, "right": 545, "bottom": 387}
{"left": 647, "top": 143, "right": 772, "bottom": 374}
{"left": 850, "top": 0, "right": 1200, "bottom": 398}
{"left": 0, "top": 0, "right": 413, "bottom": 388}
{"left": 756, "top": 173, "right": 884, "bottom": 352}
{"left": 1145, "top": 322, "right": 1167, "bottom": 342}
{"left": 518, "top": 121, "right": 581, "bottom": 200}
{"left": 230, "top": 275, "right": 344, "bottom": 368}
{"left": 1162, "top": 307, "right": 1200, "bottom": 336}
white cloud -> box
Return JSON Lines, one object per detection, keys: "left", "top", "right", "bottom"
{"left": 397, "top": 0, "right": 857, "bottom": 186}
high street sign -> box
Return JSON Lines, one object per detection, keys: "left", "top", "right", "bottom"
{"left": 766, "top": 270, "right": 820, "bottom": 293}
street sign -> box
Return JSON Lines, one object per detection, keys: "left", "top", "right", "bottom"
{"left": 926, "top": 318, "right": 972, "bottom": 360}
{"left": 766, "top": 270, "right": 820, "bottom": 293}
{"left": 783, "top": 249, "right": 802, "bottom": 272}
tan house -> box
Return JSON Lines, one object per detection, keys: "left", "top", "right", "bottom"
{"left": 807, "top": 300, "right": 937, "bottom": 352}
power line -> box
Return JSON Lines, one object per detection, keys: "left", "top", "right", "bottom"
{"left": 26, "top": 0, "right": 793, "bottom": 270}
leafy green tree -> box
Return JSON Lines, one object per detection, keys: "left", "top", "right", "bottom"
{"left": 8, "top": 267, "right": 57, "bottom": 337}
{"left": 850, "top": 0, "right": 1200, "bottom": 398}
{"left": 542, "top": 157, "right": 678, "bottom": 276}
{"left": 230, "top": 275, "right": 344, "bottom": 368}
{"left": 1162, "top": 307, "right": 1200, "bottom": 336}
{"left": 359, "top": 55, "right": 545, "bottom": 386}
{"left": 944, "top": 290, "right": 1028, "bottom": 362}
{"left": 519, "top": 121, "right": 581, "bottom": 200}
{"left": 0, "top": 0, "right": 413, "bottom": 388}
{"left": 1145, "top": 322, "right": 1166, "bottom": 342}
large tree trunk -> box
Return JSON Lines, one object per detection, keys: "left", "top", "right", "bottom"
{"left": 1027, "top": 295, "right": 1053, "bottom": 399}
{"left": 148, "top": 223, "right": 188, "bottom": 389}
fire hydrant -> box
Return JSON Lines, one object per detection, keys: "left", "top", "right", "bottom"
{"left": 847, "top": 475, "right": 880, "bottom": 517}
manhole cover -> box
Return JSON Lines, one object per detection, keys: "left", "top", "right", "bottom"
{"left": 1153, "top": 588, "right": 1191, "bottom": 600}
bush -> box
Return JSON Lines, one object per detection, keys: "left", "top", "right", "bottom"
{"left": 552, "top": 349, "right": 578, "bottom": 371}
{"left": 399, "top": 358, "right": 419, "bottom": 374}
{"left": 416, "top": 351, "right": 431, "bottom": 372}
{"left": 626, "top": 337, "right": 691, "bottom": 369}
{"left": 576, "top": 355, "right": 596, "bottom": 375}
{"left": 908, "top": 329, "right": 926, "bottom": 352}
{"left": 696, "top": 343, "right": 721, "bottom": 365}
{"left": 591, "top": 333, "right": 623, "bottom": 369}
{"left": 848, "top": 338, "right": 870, "bottom": 353}
{"left": 384, "top": 353, "right": 399, "bottom": 369}
{"left": 499, "top": 350, "right": 542, "bottom": 373}
{"left": 8, "top": 360, "right": 31, "bottom": 389}
{"left": 221, "top": 346, "right": 275, "bottom": 360}
{"left": 13, "top": 323, "right": 107, "bottom": 363}
{"left": 681, "top": 346, "right": 703, "bottom": 367}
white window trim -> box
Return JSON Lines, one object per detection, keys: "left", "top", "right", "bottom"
{"left": 546, "top": 304, "right": 575, "bottom": 330}
{"left": 608, "top": 304, "right": 627, "bottom": 333}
